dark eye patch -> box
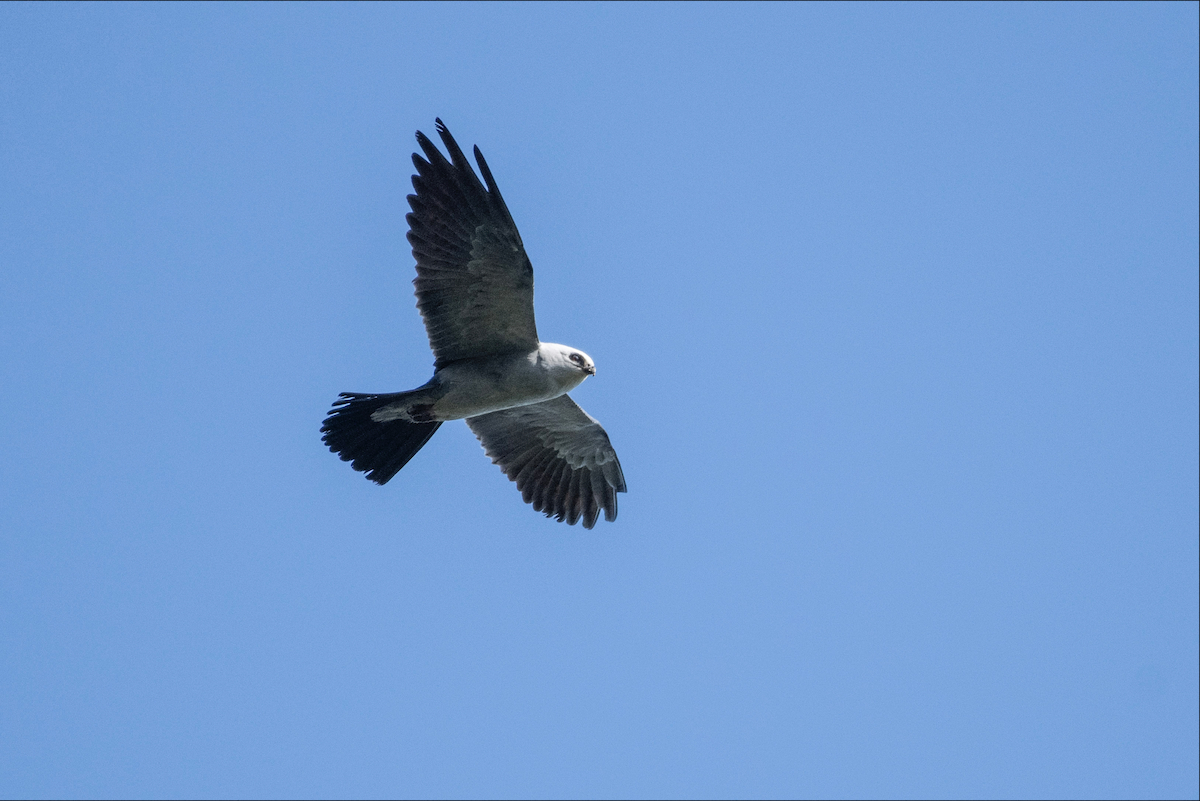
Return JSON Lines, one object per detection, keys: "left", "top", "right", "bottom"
{"left": 569, "top": 353, "right": 583, "bottom": 364}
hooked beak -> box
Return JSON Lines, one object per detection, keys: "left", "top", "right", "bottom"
{"left": 585, "top": 365, "right": 596, "bottom": 376}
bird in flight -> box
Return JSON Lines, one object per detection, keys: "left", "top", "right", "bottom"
{"left": 321, "top": 119, "right": 626, "bottom": 529}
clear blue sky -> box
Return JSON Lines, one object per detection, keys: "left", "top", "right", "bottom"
{"left": 1, "top": 3, "right": 1197, "bottom": 799}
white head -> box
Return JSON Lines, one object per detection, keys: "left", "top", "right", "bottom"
{"left": 539, "top": 342, "right": 596, "bottom": 392}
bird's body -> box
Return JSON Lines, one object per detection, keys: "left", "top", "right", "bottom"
{"left": 321, "top": 120, "right": 625, "bottom": 529}
{"left": 370, "top": 343, "right": 592, "bottom": 424}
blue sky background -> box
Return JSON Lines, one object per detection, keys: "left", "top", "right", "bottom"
{"left": 1, "top": 3, "right": 1197, "bottom": 799}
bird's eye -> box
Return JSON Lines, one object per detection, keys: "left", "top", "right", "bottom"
{"left": 569, "top": 353, "right": 583, "bottom": 364}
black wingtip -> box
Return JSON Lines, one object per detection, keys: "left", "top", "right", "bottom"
{"left": 473, "top": 145, "right": 499, "bottom": 194}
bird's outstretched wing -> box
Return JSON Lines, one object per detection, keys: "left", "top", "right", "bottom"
{"left": 407, "top": 119, "right": 539, "bottom": 368}
{"left": 467, "top": 395, "right": 626, "bottom": 529}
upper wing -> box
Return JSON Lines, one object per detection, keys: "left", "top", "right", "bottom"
{"left": 467, "top": 395, "right": 626, "bottom": 529}
{"left": 407, "top": 119, "right": 539, "bottom": 368}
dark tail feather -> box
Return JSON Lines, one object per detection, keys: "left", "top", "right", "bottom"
{"left": 321, "top": 392, "right": 442, "bottom": 485}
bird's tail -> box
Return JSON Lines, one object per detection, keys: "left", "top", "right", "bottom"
{"left": 321, "top": 392, "right": 442, "bottom": 485}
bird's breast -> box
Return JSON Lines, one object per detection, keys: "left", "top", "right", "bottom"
{"left": 431, "top": 351, "right": 566, "bottom": 420}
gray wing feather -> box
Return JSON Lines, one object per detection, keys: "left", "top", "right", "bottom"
{"left": 467, "top": 395, "right": 626, "bottom": 529}
{"left": 407, "top": 120, "right": 539, "bottom": 367}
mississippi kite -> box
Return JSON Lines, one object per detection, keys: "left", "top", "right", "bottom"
{"left": 321, "top": 120, "right": 626, "bottom": 529}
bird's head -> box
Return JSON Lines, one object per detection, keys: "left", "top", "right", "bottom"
{"left": 567, "top": 349, "right": 596, "bottom": 377}
{"left": 541, "top": 343, "right": 596, "bottom": 390}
